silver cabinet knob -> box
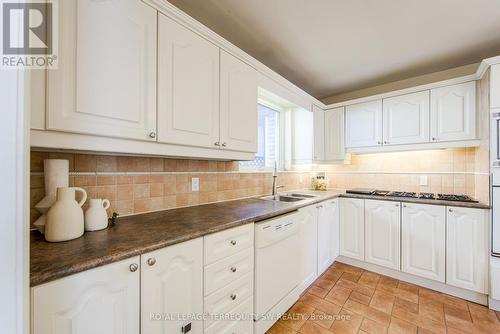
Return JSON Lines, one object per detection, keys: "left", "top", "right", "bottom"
{"left": 221, "top": 142, "right": 227, "bottom": 147}
{"left": 377, "top": 141, "right": 382, "bottom": 145}
{"left": 395, "top": 204, "right": 399, "bottom": 207}
{"left": 230, "top": 266, "right": 237, "bottom": 273}
{"left": 449, "top": 208, "right": 453, "bottom": 212}
{"left": 432, "top": 137, "right": 437, "bottom": 141}
{"left": 129, "top": 263, "right": 138, "bottom": 272}
{"left": 384, "top": 141, "right": 389, "bottom": 144}
{"left": 149, "top": 132, "right": 156, "bottom": 138}
{"left": 214, "top": 141, "right": 220, "bottom": 146}
{"left": 230, "top": 240, "right": 237, "bottom": 246}
{"left": 147, "top": 258, "right": 156, "bottom": 266}
{"left": 230, "top": 294, "right": 237, "bottom": 300}
{"left": 403, "top": 204, "right": 407, "bottom": 208}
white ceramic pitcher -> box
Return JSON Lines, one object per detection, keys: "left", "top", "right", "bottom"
{"left": 85, "top": 199, "right": 110, "bottom": 231}
{"left": 45, "top": 187, "right": 87, "bottom": 242}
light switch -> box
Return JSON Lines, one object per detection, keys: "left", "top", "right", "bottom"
{"left": 191, "top": 177, "right": 199, "bottom": 192}
{"left": 419, "top": 175, "right": 428, "bottom": 186}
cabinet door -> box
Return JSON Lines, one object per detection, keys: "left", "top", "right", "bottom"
{"left": 492, "top": 64, "right": 500, "bottom": 109}
{"left": 317, "top": 200, "right": 340, "bottom": 274}
{"left": 383, "top": 91, "right": 430, "bottom": 145}
{"left": 219, "top": 51, "right": 258, "bottom": 152}
{"left": 32, "top": 257, "right": 140, "bottom": 334}
{"left": 430, "top": 82, "right": 476, "bottom": 142}
{"left": 141, "top": 238, "right": 203, "bottom": 334}
{"left": 297, "top": 206, "right": 318, "bottom": 293}
{"left": 47, "top": 0, "right": 157, "bottom": 141}
{"left": 157, "top": 13, "right": 220, "bottom": 148}
{"left": 313, "top": 105, "right": 325, "bottom": 160}
{"left": 365, "top": 200, "right": 401, "bottom": 270}
{"left": 325, "top": 107, "right": 346, "bottom": 160}
{"left": 345, "top": 100, "right": 383, "bottom": 148}
{"left": 402, "top": 203, "right": 445, "bottom": 282}
{"left": 447, "top": 207, "right": 488, "bottom": 293}
{"left": 339, "top": 198, "right": 365, "bottom": 260}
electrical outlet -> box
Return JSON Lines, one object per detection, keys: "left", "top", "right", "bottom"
{"left": 419, "top": 175, "right": 428, "bottom": 186}
{"left": 191, "top": 177, "right": 199, "bottom": 192}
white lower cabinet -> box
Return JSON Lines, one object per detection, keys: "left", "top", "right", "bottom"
{"left": 365, "top": 200, "right": 401, "bottom": 270}
{"left": 141, "top": 238, "right": 203, "bottom": 334}
{"left": 297, "top": 206, "right": 318, "bottom": 292}
{"left": 318, "top": 199, "right": 340, "bottom": 274}
{"left": 31, "top": 257, "right": 140, "bottom": 334}
{"left": 339, "top": 198, "right": 365, "bottom": 260}
{"left": 446, "top": 206, "right": 489, "bottom": 293}
{"left": 402, "top": 203, "right": 446, "bottom": 282}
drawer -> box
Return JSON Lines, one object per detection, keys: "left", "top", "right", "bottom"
{"left": 204, "top": 297, "right": 253, "bottom": 334}
{"left": 204, "top": 272, "right": 253, "bottom": 328}
{"left": 204, "top": 248, "right": 253, "bottom": 295}
{"left": 204, "top": 223, "right": 254, "bottom": 265}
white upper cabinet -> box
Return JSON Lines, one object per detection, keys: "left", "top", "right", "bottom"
{"left": 446, "top": 207, "right": 489, "bottom": 293}
{"left": 325, "top": 107, "right": 346, "bottom": 160}
{"left": 383, "top": 91, "right": 430, "bottom": 145}
{"left": 219, "top": 51, "right": 258, "bottom": 152}
{"left": 491, "top": 64, "right": 500, "bottom": 109}
{"left": 32, "top": 257, "right": 140, "bottom": 334}
{"left": 313, "top": 105, "right": 325, "bottom": 160}
{"left": 402, "top": 203, "right": 445, "bottom": 282}
{"left": 345, "top": 100, "right": 383, "bottom": 148}
{"left": 430, "top": 81, "right": 476, "bottom": 142}
{"left": 364, "top": 200, "right": 401, "bottom": 270}
{"left": 339, "top": 198, "right": 365, "bottom": 261}
{"left": 47, "top": 0, "right": 157, "bottom": 141}
{"left": 141, "top": 238, "right": 203, "bottom": 334}
{"left": 157, "top": 13, "right": 220, "bottom": 149}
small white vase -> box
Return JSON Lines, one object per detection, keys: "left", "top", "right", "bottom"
{"left": 45, "top": 187, "right": 87, "bottom": 242}
{"left": 85, "top": 199, "right": 110, "bottom": 232}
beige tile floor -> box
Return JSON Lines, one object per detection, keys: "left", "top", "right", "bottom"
{"left": 267, "top": 262, "right": 500, "bottom": 334}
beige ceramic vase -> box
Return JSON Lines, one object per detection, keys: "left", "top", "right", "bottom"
{"left": 45, "top": 187, "right": 87, "bottom": 242}
{"left": 84, "top": 199, "right": 110, "bottom": 231}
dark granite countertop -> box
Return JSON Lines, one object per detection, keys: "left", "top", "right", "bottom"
{"left": 30, "top": 189, "right": 489, "bottom": 287}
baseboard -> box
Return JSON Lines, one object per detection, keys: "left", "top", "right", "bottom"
{"left": 336, "top": 256, "right": 488, "bottom": 306}
{"left": 489, "top": 298, "right": 500, "bottom": 311}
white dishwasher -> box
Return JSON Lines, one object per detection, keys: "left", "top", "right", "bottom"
{"left": 254, "top": 211, "right": 301, "bottom": 334}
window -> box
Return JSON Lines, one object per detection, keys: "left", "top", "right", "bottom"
{"left": 240, "top": 104, "right": 281, "bottom": 169}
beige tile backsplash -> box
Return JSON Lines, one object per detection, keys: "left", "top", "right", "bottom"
{"left": 30, "top": 145, "right": 490, "bottom": 226}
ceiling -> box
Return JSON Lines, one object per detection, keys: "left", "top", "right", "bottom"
{"left": 168, "top": 0, "right": 500, "bottom": 100}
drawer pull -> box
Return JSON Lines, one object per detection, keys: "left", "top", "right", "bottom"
{"left": 129, "top": 263, "right": 138, "bottom": 272}
{"left": 147, "top": 258, "right": 156, "bottom": 266}
{"left": 230, "top": 240, "right": 237, "bottom": 246}
{"left": 449, "top": 208, "right": 453, "bottom": 212}
{"left": 230, "top": 266, "right": 237, "bottom": 273}
{"left": 230, "top": 293, "right": 237, "bottom": 300}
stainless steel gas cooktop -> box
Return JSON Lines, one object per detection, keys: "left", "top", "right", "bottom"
{"left": 345, "top": 188, "right": 478, "bottom": 203}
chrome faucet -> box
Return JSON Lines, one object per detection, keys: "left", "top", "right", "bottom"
{"left": 271, "top": 162, "right": 284, "bottom": 199}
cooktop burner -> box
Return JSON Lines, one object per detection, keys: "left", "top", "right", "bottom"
{"left": 437, "top": 194, "right": 478, "bottom": 202}
{"left": 419, "top": 192, "right": 435, "bottom": 200}
{"left": 387, "top": 191, "right": 417, "bottom": 198}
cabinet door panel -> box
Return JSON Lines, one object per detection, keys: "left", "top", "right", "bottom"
{"left": 447, "top": 207, "right": 488, "bottom": 293}
{"left": 141, "top": 238, "right": 203, "bottom": 334}
{"left": 32, "top": 257, "right": 140, "bottom": 334}
{"left": 430, "top": 82, "right": 476, "bottom": 142}
{"left": 345, "top": 100, "right": 383, "bottom": 148}
{"left": 325, "top": 107, "right": 346, "bottom": 160}
{"left": 318, "top": 200, "right": 340, "bottom": 274}
{"left": 158, "top": 14, "right": 220, "bottom": 148}
{"left": 313, "top": 105, "right": 325, "bottom": 160}
{"left": 297, "top": 206, "right": 318, "bottom": 293}
{"left": 339, "top": 198, "right": 365, "bottom": 260}
{"left": 365, "top": 200, "right": 401, "bottom": 270}
{"left": 220, "top": 51, "right": 257, "bottom": 152}
{"left": 47, "top": 0, "right": 157, "bottom": 141}
{"left": 402, "top": 204, "right": 445, "bottom": 282}
{"left": 383, "top": 91, "right": 430, "bottom": 145}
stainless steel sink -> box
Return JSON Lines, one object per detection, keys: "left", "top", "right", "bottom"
{"left": 261, "top": 193, "right": 317, "bottom": 202}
